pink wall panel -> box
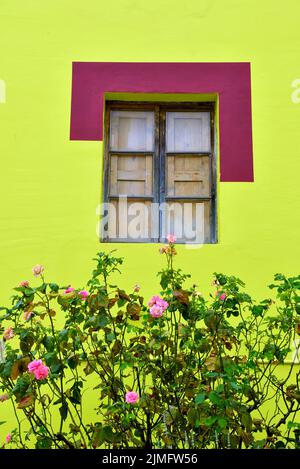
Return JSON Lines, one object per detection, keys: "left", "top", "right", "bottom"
{"left": 70, "top": 62, "right": 253, "bottom": 182}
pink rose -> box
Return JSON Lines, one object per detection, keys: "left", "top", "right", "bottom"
{"left": 5, "top": 433, "right": 11, "bottom": 444}
{"left": 19, "top": 280, "right": 29, "bottom": 287}
{"left": 28, "top": 359, "right": 43, "bottom": 372}
{"left": 65, "top": 287, "right": 75, "bottom": 294}
{"left": 32, "top": 264, "right": 44, "bottom": 277}
{"left": 78, "top": 290, "right": 89, "bottom": 299}
{"left": 23, "top": 310, "right": 33, "bottom": 321}
{"left": 125, "top": 391, "right": 139, "bottom": 404}
{"left": 216, "top": 291, "right": 226, "bottom": 301}
{"left": 148, "top": 295, "right": 169, "bottom": 318}
{"left": 150, "top": 305, "right": 164, "bottom": 318}
{"left": 33, "top": 365, "right": 49, "bottom": 380}
{"left": 148, "top": 295, "right": 163, "bottom": 307}
{"left": 3, "top": 327, "right": 14, "bottom": 341}
{"left": 0, "top": 394, "right": 9, "bottom": 402}
{"left": 156, "top": 298, "right": 169, "bottom": 309}
{"left": 166, "top": 234, "right": 177, "bottom": 244}
{"left": 28, "top": 359, "right": 49, "bottom": 380}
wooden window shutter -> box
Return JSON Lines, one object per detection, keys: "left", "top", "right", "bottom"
{"left": 104, "top": 109, "right": 157, "bottom": 241}
{"left": 163, "top": 111, "right": 214, "bottom": 243}
{"left": 103, "top": 102, "right": 216, "bottom": 244}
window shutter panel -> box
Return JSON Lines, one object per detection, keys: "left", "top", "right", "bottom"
{"left": 166, "top": 156, "right": 211, "bottom": 198}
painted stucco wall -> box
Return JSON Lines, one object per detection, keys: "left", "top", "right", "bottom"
{"left": 0, "top": 0, "right": 300, "bottom": 428}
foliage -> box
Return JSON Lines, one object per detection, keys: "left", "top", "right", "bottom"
{"left": 0, "top": 245, "right": 299, "bottom": 449}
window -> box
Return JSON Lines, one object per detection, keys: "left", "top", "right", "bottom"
{"left": 102, "top": 101, "right": 216, "bottom": 244}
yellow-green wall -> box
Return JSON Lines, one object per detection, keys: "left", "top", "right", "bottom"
{"left": 1, "top": 0, "right": 300, "bottom": 299}
{"left": 0, "top": 0, "right": 300, "bottom": 436}
{"left": 0, "top": 0, "right": 300, "bottom": 296}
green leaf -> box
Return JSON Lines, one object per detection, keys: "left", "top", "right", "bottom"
{"left": 195, "top": 393, "right": 206, "bottom": 405}
{"left": 216, "top": 274, "right": 227, "bottom": 286}
{"left": 287, "top": 421, "right": 300, "bottom": 430}
{"left": 70, "top": 382, "right": 81, "bottom": 404}
{"left": 67, "top": 355, "right": 79, "bottom": 370}
{"left": 59, "top": 401, "right": 68, "bottom": 421}
{"left": 91, "top": 425, "right": 103, "bottom": 448}
{"left": 19, "top": 330, "right": 35, "bottom": 354}
{"left": 42, "top": 335, "right": 55, "bottom": 352}
{"left": 208, "top": 391, "right": 223, "bottom": 406}
{"left": 215, "top": 384, "right": 224, "bottom": 393}
{"left": 252, "top": 305, "right": 264, "bottom": 317}
{"left": 106, "top": 332, "right": 115, "bottom": 343}
{"left": 101, "top": 425, "right": 115, "bottom": 443}
{"left": 97, "top": 313, "right": 109, "bottom": 328}
{"left": 44, "top": 351, "right": 57, "bottom": 366}
{"left": 51, "top": 363, "right": 64, "bottom": 375}
{"left": 58, "top": 329, "right": 69, "bottom": 343}
{"left": 187, "top": 408, "right": 198, "bottom": 425}
{"left": 218, "top": 417, "right": 227, "bottom": 429}
{"left": 12, "top": 374, "right": 31, "bottom": 400}
{"left": 240, "top": 410, "right": 252, "bottom": 432}
{"left": 204, "top": 416, "right": 218, "bottom": 426}
{"left": 37, "top": 284, "right": 47, "bottom": 294}
{"left": 160, "top": 272, "right": 169, "bottom": 290}
{"left": 35, "top": 436, "right": 53, "bottom": 449}
{"left": 24, "top": 287, "right": 36, "bottom": 296}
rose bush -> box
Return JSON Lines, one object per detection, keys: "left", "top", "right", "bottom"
{"left": 0, "top": 240, "right": 299, "bottom": 449}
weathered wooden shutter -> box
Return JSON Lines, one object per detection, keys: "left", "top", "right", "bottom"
{"left": 163, "top": 111, "right": 213, "bottom": 243}
{"left": 105, "top": 110, "right": 156, "bottom": 241}
{"left": 103, "top": 104, "right": 216, "bottom": 244}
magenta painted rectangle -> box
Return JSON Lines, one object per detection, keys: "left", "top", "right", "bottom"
{"left": 70, "top": 62, "right": 253, "bottom": 182}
